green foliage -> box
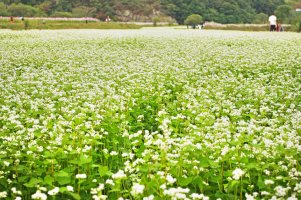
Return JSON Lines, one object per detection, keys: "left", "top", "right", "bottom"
{"left": 253, "top": 12, "right": 269, "bottom": 24}
{"left": 72, "top": 6, "right": 95, "bottom": 18}
{"left": 0, "top": 18, "right": 140, "bottom": 30}
{"left": 0, "top": 29, "right": 301, "bottom": 199}
{"left": 275, "top": 5, "right": 293, "bottom": 23}
{"left": 51, "top": 11, "right": 73, "bottom": 18}
{"left": 1, "top": 0, "right": 298, "bottom": 25}
{"left": 0, "top": 2, "right": 10, "bottom": 16}
{"left": 24, "top": 20, "right": 30, "bottom": 29}
{"left": 184, "top": 14, "right": 203, "bottom": 28}
{"left": 290, "top": 13, "right": 301, "bottom": 32}
{"left": 8, "top": 3, "right": 46, "bottom": 17}
{"left": 152, "top": 16, "right": 159, "bottom": 26}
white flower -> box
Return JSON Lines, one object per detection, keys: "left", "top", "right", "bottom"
{"left": 232, "top": 168, "right": 244, "bottom": 180}
{"left": 261, "top": 191, "right": 270, "bottom": 196}
{"left": 264, "top": 180, "right": 274, "bottom": 185}
{"left": 110, "top": 151, "right": 118, "bottom": 156}
{"left": 175, "top": 193, "right": 186, "bottom": 199}
{"left": 91, "top": 184, "right": 105, "bottom": 195}
{"left": 191, "top": 193, "right": 206, "bottom": 199}
{"left": 0, "top": 191, "right": 7, "bottom": 198}
{"left": 245, "top": 193, "right": 255, "bottom": 200}
{"left": 11, "top": 187, "right": 22, "bottom": 195}
{"left": 106, "top": 179, "right": 115, "bottom": 186}
{"left": 31, "top": 190, "right": 47, "bottom": 200}
{"left": 112, "top": 170, "right": 126, "bottom": 179}
{"left": 3, "top": 161, "right": 10, "bottom": 167}
{"left": 275, "top": 186, "right": 288, "bottom": 197}
{"left": 98, "top": 184, "right": 105, "bottom": 191}
{"left": 75, "top": 174, "right": 87, "bottom": 179}
{"left": 15, "top": 197, "right": 22, "bottom": 200}
{"left": 67, "top": 186, "right": 74, "bottom": 192}
{"left": 163, "top": 187, "right": 190, "bottom": 198}
{"left": 160, "top": 184, "right": 166, "bottom": 190}
{"left": 287, "top": 195, "right": 298, "bottom": 200}
{"left": 193, "top": 193, "right": 209, "bottom": 200}
{"left": 143, "top": 194, "right": 154, "bottom": 200}
{"left": 92, "top": 194, "right": 107, "bottom": 200}
{"left": 48, "top": 187, "right": 59, "bottom": 196}
{"left": 166, "top": 175, "right": 177, "bottom": 185}
{"left": 131, "top": 183, "right": 145, "bottom": 196}
{"left": 294, "top": 182, "right": 301, "bottom": 193}
{"left": 38, "top": 187, "right": 47, "bottom": 192}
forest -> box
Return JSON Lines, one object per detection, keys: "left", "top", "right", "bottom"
{"left": 0, "top": 0, "right": 301, "bottom": 24}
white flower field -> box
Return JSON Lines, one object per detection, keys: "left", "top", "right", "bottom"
{"left": 0, "top": 29, "right": 301, "bottom": 200}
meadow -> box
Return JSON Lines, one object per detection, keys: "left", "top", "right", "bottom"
{"left": 0, "top": 18, "right": 140, "bottom": 30}
{"left": 0, "top": 29, "right": 301, "bottom": 200}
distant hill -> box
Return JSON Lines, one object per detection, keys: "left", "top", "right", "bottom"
{"left": 1, "top": 0, "right": 301, "bottom": 24}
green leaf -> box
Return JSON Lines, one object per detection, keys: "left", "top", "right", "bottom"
{"left": 99, "top": 165, "right": 109, "bottom": 177}
{"left": 199, "top": 157, "right": 210, "bottom": 168}
{"left": 44, "top": 151, "right": 54, "bottom": 158}
{"left": 44, "top": 175, "right": 54, "bottom": 186}
{"left": 59, "top": 187, "right": 67, "bottom": 193}
{"left": 24, "top": 177, "right": 42, "bottom": 188}
{"left": 56, "top": 176, "right": 71, "bottom": 185}
{"left": 18, "top": 176, "right": 29, "bottom": 183}
{"left": 55, "top": 171, "right": 71, "bottom": 185}
{"left": 178, "top": 177, "right": 193, "bottom": 186}
{"left": 227, "top": 180, "right": 239, "bottom": 192}
{"left": 79, "top": 155, "right": 92, "bottom": 165}
{"left": 257, "top": 175, "right": 265, "bottom": 189}
{"left": 246, "top": 163, "right": 261, "bottom": 170}
{"left": 68, "top": 192, "right": 81, "bottom": 200}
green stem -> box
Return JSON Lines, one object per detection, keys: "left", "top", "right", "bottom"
{"left": 77, "top": 180, "right": 81, "bottom": 194}
{"left": 221, "top": 162, "right": 224, "bottom": 192}
{"left": 240, "top": 176, "right": 243, "bottom": 200}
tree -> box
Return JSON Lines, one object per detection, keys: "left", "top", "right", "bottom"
{"left": 51, "top": 11, "right": 72, "bottom": 17}
{"left": 1, "top": 0, "right": 300, "bottom": 25}
{"left": 0, "top": 2, "right": 10, "bottom": 16}
{"left": 275, "top": 5, "right": 292, "bottom": 23}
{"left": 253, "top": 12, "right": 268, "bottom": 24}
{"left": 291, "top": 12, "right": 301, "bottom": 32}
{"left": 184, "top": 14, "right": 203, "bottom": 28}
{"left": 8, "top": 3, "right": 46, "bottom": 17}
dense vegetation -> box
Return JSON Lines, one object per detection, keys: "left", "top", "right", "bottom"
{"left": 1, "top": 29, "right": 301, "bottom": 200}
{"left": 0, "top": 0, "right": 301, "bottom": 24}
{"left": 0, "top": 17, "right": 140, "bottom": 30}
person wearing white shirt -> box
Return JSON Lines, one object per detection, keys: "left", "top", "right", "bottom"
{"left": 269, "top": 14, "right": 277, "bottom": 31}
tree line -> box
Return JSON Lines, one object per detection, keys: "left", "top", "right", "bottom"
{"left": 0, "top": 0, "right": 301, "bottom": 24}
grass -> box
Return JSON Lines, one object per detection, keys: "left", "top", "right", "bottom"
{"left": 203, "top": 23, "right": 292, "bottom": 32}
{"left": 0, "top": 18, "right": 140, "bottom": 30}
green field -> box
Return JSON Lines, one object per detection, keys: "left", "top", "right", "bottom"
{"left": 0, "top": 18, "right": 140, "bottom": 30}
{"left": 0, "top": 29, "right": 301, "bottom": 200}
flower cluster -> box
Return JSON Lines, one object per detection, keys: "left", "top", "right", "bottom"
{"left": 0, "top": 29, "right": 300, "bottom": 199}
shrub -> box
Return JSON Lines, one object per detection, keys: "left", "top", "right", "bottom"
{"left": 0, "top": 2, "right": 10, "bottom": 16}
{"left": 291, "top": 14, "right": 301, "bottom": 32}
{"left": 153, "top": 17, "right": 160, "bottom": 26}
{"left": 8, "top": 3, "right": 45, "bottom": 17}
{"left": 275, "top": 5, "right": 292, "bottom": 23}
{"left": 252, "top": 13, "right": 268, "bottom": 24}
{"left": 72, "top": 6, "right": 95, "bottom": 18}
{"left": 51, "top": 11, "right": 73, "bottom": 18}
{"left": 184, "top": 14, "right": 203, "bottom": 29}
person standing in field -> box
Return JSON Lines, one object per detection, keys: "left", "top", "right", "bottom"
{"left": 268, "top": 14, "right": 277, "bottom": 31}
{"left": 105, "top": 16, "right": 111, "bottom": 22}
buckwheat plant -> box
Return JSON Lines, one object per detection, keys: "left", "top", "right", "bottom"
{"left": 0, "top": 29, "right": 301, "bottom": 199}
